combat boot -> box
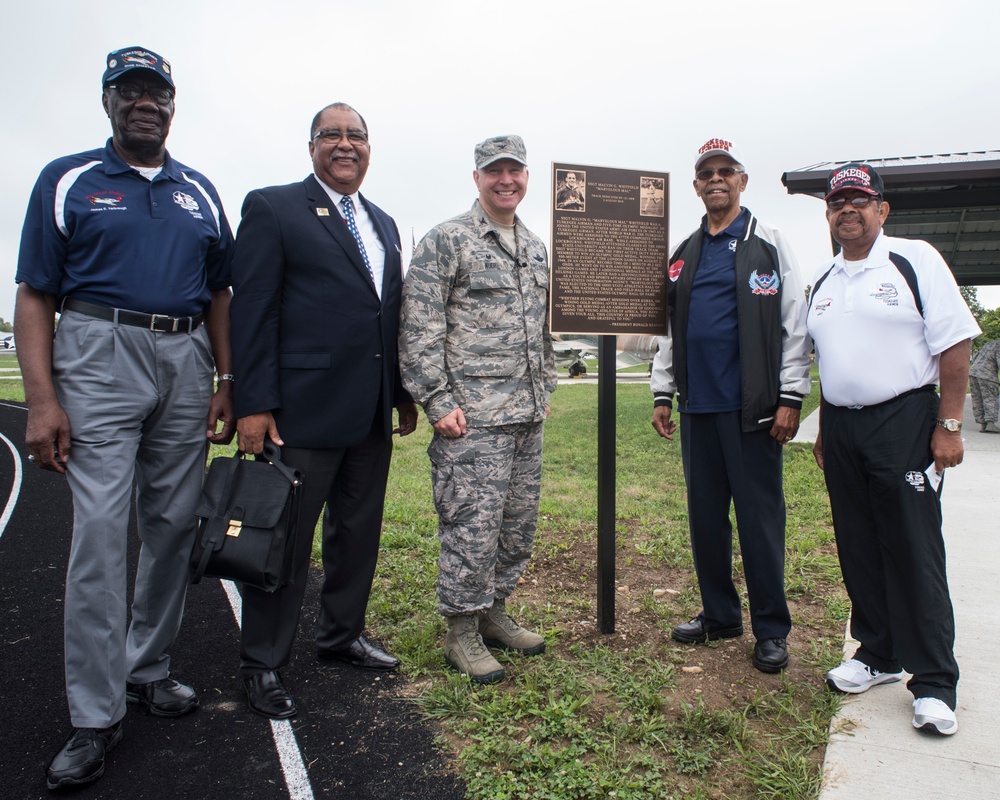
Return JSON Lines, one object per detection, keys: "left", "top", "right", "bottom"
{"left": 444, "top": 614, "right": 505, "bottom": 684}
{"left": 479, "top": 597, "right": 545, "bottom": 656}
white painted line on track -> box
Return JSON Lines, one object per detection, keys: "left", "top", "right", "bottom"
{"left": 0, "top": 430, "right": 24, "bottom": 540}
{"left": 221, "top": 579, "right": 315, "bottom": 800}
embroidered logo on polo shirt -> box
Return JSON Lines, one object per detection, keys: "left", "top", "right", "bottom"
{"left": 173, "top": 191, "right": 204, "bottom": 219}
{"left": 86, "top": 191, "right": 125, "bottom": 210}
{"left": 748, "top": 270, "right": 779, "bottom": 295}
{"left": 728, "top": 239, "right": 737, "bottom": 252}
{"left": 905, "top": 471, "right": 926, "bottom": 491}
{"left": 870, "top": 283, "right": 899, "bottom": 306}
{"left": 812, "top": 297, "right": 833, "bottom": 316}
{"left": 668, "top": 259, "right": 684, "bottom": 282}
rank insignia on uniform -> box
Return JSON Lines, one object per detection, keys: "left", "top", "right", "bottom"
{"left": 749, "top": 270, "right": 779, "bottom": 295}
{"left": 316, "top": 208, "right": 330, "bottom": 217}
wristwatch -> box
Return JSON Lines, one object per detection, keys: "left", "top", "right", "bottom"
{"left": 936, "top": 418, "right": 962, "bottom": 432}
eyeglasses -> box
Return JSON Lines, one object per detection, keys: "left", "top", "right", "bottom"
{"left": 826, "top": 194, "right": 880, "bottom": 211}
{"left": 312, "top": 128, "right": 369, "bottom": 146}
{"left": 108, "top": 83, "right": 174, "bottom": 106}
{"left": 696, "top": 166, "right": 744, "bottom": 181}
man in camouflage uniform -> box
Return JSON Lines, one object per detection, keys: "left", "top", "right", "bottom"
{"left": 969, "top": 339, "right": 1000, "bottom": 433}
{"left": 399, "top": 134, "right": 556, "bottom": 684}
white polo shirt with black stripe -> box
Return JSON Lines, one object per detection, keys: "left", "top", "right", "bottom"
{"left": 807, "top": 231, "right": 980, "bottom": 408}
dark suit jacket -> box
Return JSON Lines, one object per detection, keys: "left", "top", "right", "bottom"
{"left": 230, "top": 175, "right": 410, "bottom": 448}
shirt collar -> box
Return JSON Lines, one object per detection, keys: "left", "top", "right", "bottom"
{"left": 831, "top": 229, "right": 888, "bottom": 274}
{"left": 701, "top": 207, "right": 748, "bottom": 239}
{"left": 313, "top": 175, "right": 360, "bottom": 210}
{"left": 102, "top": 138, "right": 180, "bottom": 181}
{"left": 470, "top": 199, "right": 523, "bottom": 241}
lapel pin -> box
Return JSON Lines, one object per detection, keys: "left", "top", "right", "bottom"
{"left": 316, "top": 207, "right": 330, "bottom": 217}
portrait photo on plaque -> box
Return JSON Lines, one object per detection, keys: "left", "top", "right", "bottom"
{"left": 640, "top": 177, "right": 665, "bottom": 217}
{"left": 554, "top": 169, "right": 587, "bottom": 212}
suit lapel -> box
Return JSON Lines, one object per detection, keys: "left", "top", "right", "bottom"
{"left": 304, "top": 175, "right": 378, "bottom": 298}
{"left": 359, "top": 193, "right": 401, "bottom": 300}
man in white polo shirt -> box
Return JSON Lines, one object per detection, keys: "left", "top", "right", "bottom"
{"left": 808, "top": 162, "right": 980, "bottom": 736}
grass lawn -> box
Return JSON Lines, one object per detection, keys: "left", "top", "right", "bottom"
{"left": 367, "top": 368, "right": 844, "bottom": 800}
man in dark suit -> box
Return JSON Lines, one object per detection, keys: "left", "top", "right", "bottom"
{"left": 229, "top": 102, "right": 417, "bottom": 719}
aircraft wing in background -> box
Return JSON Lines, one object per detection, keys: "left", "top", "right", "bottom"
{"left": 552, "top": 334, "right": 660, "bottom": 377}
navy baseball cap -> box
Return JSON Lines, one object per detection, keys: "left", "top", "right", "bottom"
{"left": 825, "top": 163, "right": 884, "bottom": 200}
{"left": 102, "top": 47, "right": 174, "bottom": 89}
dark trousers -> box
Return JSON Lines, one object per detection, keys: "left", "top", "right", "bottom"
{"left": 239, "top": 431, "right": 393, "bottom": 675}
{"left": 680, "top": 411, "right": 791, "bottom": 640}
{"left": 821, "top": 390, "right": 959, "bottom": 708}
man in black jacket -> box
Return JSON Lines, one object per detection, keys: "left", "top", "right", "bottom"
{"left": 651, "top": 138, "right": 810, "bottom": 673}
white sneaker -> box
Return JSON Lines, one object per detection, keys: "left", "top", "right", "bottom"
{"left": 826, "top": 658, "right": 903, "bottom": 694}
{"left": 912, "top": 697, "right": 958, "bottom": 735}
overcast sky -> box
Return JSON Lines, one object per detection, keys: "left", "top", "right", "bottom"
{"left": 2, "top": 0, "right": 998, "bottom": 323}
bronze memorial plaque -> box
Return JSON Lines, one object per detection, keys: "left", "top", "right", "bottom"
{"left": 550, "top": 163, "right": 669, "bottom": 335}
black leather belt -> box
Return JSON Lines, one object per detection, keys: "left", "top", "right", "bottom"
{"left": 61, "top": 298, "right": 204, "bottom": 334}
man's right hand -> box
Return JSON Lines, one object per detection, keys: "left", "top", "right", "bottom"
{"left": 25, "top": 399, "right": 72, "bottom": 473}
{"left": 237, "top": 411, "right": 283, "bottom": 454}
{"left": 432, "top": 408, "right": 467, "bottom": 438}
{"left": 651, "top": 405, "right": 676, "bottom": 440}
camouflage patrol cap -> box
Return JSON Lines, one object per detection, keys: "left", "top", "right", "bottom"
{"left": 474, "top": 135, "right": 528, "bottom": 170}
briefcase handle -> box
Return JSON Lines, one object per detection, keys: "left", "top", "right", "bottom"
{"left": 253, "top": 440, "right": 299, "bottom": 486}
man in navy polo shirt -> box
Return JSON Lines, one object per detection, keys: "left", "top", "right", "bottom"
{"left": 650, "top": 139, "right": 810, "bottom": 674}
{"left": 14, "top": 46, "right": 235, "bottom": 790}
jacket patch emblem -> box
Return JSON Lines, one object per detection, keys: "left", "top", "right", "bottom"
{"left": 870, "top": 283, "right": 899, "bottom": 306}
{"left": 668, "top": 259, "right": 684, "bottom": 282}
{"left": 748, "top": 270, "right": 779, "bottom": 295}
{"left": 905, "top": 471, "right": 926, "bottom": 491}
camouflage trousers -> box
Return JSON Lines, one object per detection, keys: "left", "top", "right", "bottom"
{"left": 428, "top": 421, "right": 544, "bottom": 616}
{"left": 969, "top": 377, "right": 999, "bottom": 424}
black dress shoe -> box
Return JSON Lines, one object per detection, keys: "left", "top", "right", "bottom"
{"left": 671, "top": 616, "right": 744, "bottom": 644}
{"left": 753, "top": 637, "right": 789, "bottom": 673}
{"left": 243, "top": 670, "right": 297, "bottom": 719}
{"left": 126, "top": 677, "right": 199, "bottom": 718}
{"left": 46, "top": 720, "right": 123, "bottom": 790}
{"left": 317, "top": 635, "right": 400, "bottom": 671}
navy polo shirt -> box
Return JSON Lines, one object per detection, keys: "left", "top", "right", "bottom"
{"left": 16, "top": 139, "right": 233, "bottom": 317}
{"left": 684, "top": 208, "right": 746, "bottom": 413}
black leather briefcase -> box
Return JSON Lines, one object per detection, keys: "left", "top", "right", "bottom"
{"left": 190, "top": 441, "right": 303, "bottom": 592}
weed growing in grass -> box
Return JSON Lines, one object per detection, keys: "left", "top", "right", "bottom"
{"left": 665, "top": 698, "right": 749, "bottom": 775}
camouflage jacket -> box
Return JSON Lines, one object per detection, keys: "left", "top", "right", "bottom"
{"left": 399, "top": 200, "right": 557, "bottom": 427}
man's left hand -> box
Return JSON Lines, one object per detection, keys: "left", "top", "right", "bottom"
{"left": 394, "top": 402, "right": 418, "bottom": 436}
{"left": 206, "top": 382, "right": 236, "bottom": 445}
{"left": 931, "top": 427, "right": 964, "bottom": 472}
{"left": 770, "top": 406, "right": 801, "bottom": 446}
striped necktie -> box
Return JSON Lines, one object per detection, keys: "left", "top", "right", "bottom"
{"left": 340, "top": 196, "right": 373, "bottom": 280}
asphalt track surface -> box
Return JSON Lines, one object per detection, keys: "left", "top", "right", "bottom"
{"left": 0, "top": 401, "right": 466, "bottom": 799}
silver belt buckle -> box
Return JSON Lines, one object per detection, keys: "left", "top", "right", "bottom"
{"left": 149, "top": 313, "right": 179, "bottom": 332}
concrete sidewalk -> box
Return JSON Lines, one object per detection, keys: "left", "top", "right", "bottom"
{"left": 798, "top": 397, "right": 1000, "bottom": 799}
